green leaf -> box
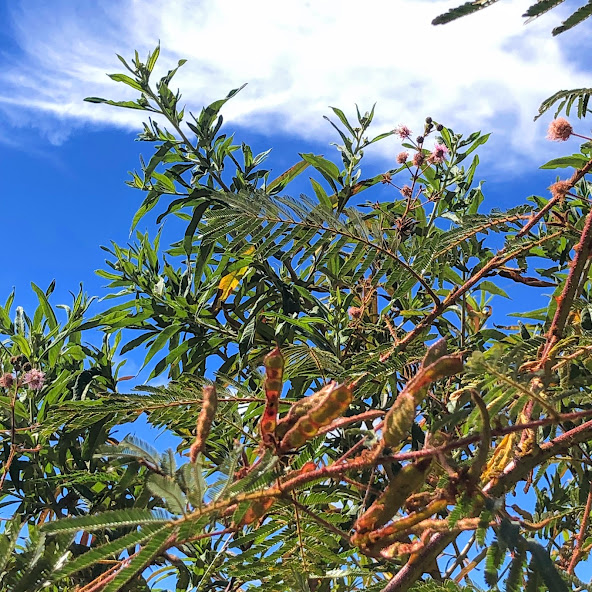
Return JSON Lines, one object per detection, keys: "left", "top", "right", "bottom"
{"left": 102, "top": 527, "right": 173, "bottom": 592}
{"left": 107, "top": 73, "right": 145, "bottom": 92}
{"left": 183, "top": 201, "right": 209, "bottom": 257}
{"left": 478, "top": 280, "right": 510, "bottom": 299}
{"left": 553, "top": 1, "right": 592, "bottom": 35}
{"left": 147, "top": 474, "right": 187, "bottom": 515}
{"left": 310, "top": 178, "right": 335, "bottom": 210}
{"left": 540, "top": 154, "right": 589, "bottom": 169}
{"left": 140, "top": 324, "right": 181, "bottom": 371}
{"left": 84, "top": 97, "right": 147, "bottom": 110}
{"left": 41, "top": 509, "right": 169, "bottom": 534}
{"left": 526, "top": 539, "right": 568, "bottom": 592}
{"left": 299, "top": 153, "right": 340, "bottom": 182}
{"left": 433, "top": 1, "right": 501, "bottom": 25}
{"left": 52, "top": 524, "right": 168, "bottom": 580}
{"left": 130, "top": 189, "right": 161, "bottom": 232}
{"left": 31, "top": 282, "right": 58, "bottom": 331}
{"left": 266, "top": 159, "right": 310, "bottom": 194}
{"left": 328, "top": 106, "right": 355, "bottom": 135}
{"left": 146, "top": 44, "right": 161, "bottom": 73}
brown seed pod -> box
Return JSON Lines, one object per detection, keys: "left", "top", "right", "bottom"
{"left": 383, "top": 349, "right": 463, "bottom": 448}
{"left": 354, "top": 459, "right": 432, "bottom": 534}
{"left": 280, "top": 383, "right": 353, "bottom": 451}
{"left": 382, "top": 392, "right": 417, "bottom": 449}
{"left": 275, "top": 382, "right": 336, "bottom": 439}
{"left": 189, "top": 384, "right": 218, "bottom": 463}
{"left": 260, "top": 347, "right": 285, "bottom": 445}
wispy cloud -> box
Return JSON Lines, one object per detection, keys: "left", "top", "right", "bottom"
{"left": 1, "top": 0, "right": 590, "bottom": 165}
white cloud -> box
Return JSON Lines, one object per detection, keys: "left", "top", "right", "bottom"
{"left": 1, "top": 0, "right": 590, "bottom": 167}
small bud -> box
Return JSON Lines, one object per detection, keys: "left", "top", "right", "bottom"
{"left": 416, "top": 136, "right": 424, "bottom": 144}
{"left": 436, "top": 124, "right": 444, "bottom": 131}
{"left": 22, "top": 362, "right": 32, "bottom": 372}
{"left": 425, "top": 117, "right": 432, "bottom": 124}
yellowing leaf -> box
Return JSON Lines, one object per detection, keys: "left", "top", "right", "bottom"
{"left": 217, "top": 246, "right": 255, "bottom": 301}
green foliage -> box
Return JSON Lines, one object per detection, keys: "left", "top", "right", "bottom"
{"left": 4, "top": 45, "right": 592, "bottom": 592}
{"left": 433, "top": 0, "right": 592, "bottom": 35}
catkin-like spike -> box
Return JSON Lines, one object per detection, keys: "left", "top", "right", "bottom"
{"left": 260, "top": 347, "right": 285, "bottom": 444}
{"left": 275, "top": 382, "right": 336, "bottom": 439}
{"left": 280, "top": 383, "right": 353, "bottom": 451}
{"left": 190, "top": 385, "right": 218, "bottom": 463}
{"left": 354, "top": 459, "right": 431, "bottom": 534}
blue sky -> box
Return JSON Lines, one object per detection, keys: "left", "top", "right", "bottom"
{"left": 1, "top": 0, "right": 590, "bottom": 381}
{"left": 2, "top": 0, "right": 592, "bottom": 584}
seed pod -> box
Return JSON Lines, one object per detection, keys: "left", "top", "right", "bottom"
{"left": 260, "top": 348, "right": 285, "bottom": 445}
{"left": 421, "top": 354, "right": 464, "bottom": 384}
{"left": 354, "top": 459, "right": 431, "bottom": 534}
{"left": 189, "top": 384, "right": 218, "bottom": 463}
{"left": 308, "top": 384, "right": 352, "bottom": 426}
{"left": 383, "top": 392, "right": 416, "bottom": 448}
{"left": 383, "top": 353, "right": 463, "bottom": 448}
{"left": 275, "top": 382, "right": 336, "bottom": 439}
{"left": 280, "top": 383, "right": 353, "bottom": 451}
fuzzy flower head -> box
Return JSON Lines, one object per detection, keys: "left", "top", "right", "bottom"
{"left": 547, "top": 118, "right": 573, "bottom": 142}
{"left": 348, "top": 306, "right": 363, "bottom": 320}
{"left": 394, "top": 125, "right": 411, "bottom": 139}
{"left": 400, "top": 185, "right": 413, "bottom": 198}
{"left": 23, "top": 369, "right": 45, "bottom": 391}
{"left": 0, "top": 373, "right": 14, "bottom": 388}
{"left": 396, "top": 151, "right": 409, "bottom": 165}
{"left": 549, "top": 180, "right": 572, "bottom": 201}
{"left": 429, "top": 143, "right": 449, "bottom": 164}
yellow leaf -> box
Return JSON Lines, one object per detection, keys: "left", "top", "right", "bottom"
{"left": 217, "top": 246, "right": 255, "bottom": 301}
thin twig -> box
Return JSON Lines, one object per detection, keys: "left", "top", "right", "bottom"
{"left": 568, "top": 484, "right": 592, "bottom": 574}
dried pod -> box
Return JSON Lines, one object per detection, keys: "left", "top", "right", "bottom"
{"left": 382, "top": 392, "right": 417, "bottom": 448}
{"left": 189, "top": 384, "right": 218, "bottom": 463}
{"left": 355, "top": 459, "right": 431, "bottom": 534}
{"left": 275, "top": 382, "right": 336, "bottom": 439}
{"left": 260, "top": 347, "right": 285, "bottom": 444}
{"left": 280, "top": 383, "right": 354, "bottom": 451}
{"left": 383, "top": 352, "right": 463, "bottom": 448}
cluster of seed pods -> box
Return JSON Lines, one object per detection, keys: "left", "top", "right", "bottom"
{"left": 351, "top": 339, "right": 464, "bottom": 556}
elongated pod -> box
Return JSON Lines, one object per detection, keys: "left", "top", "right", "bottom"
{"left": 260, "top": 347, "right": 284, "bottom": 445}
{"left": 280, "top": 383, "right": 353, "bottom": 451}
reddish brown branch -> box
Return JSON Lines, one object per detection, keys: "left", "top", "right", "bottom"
{"left": 517, "top": 156, "right": 592, "bottom": 239}
{"left": 567, "top": 482, "right": 592, "bottom": 574}
{"left": 538, "top": 205, "right": 592, "bottom": 369}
